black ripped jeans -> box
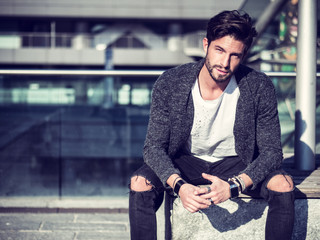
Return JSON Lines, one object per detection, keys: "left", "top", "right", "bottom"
{"left": 129, "top": 155, "right": 295, "bottom": 240}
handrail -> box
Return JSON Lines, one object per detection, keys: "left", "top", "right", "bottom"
{"left": 0, "top": 69, "right": 319, "bottom": 77}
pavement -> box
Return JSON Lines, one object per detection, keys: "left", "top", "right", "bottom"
{"left": 0, "top": 212, "right": 130, "bottom": 240}
{"left": 1, "top": 195, "right": 320, "bottom": 240}
{"left": 0, "top": 197, "right": 132, "bottom": 240}
{"left": 0, "top": 196, "right": 167, "bottom": 240}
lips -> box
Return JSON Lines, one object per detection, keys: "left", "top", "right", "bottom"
{"left": 216, "top": 68, "right": 229, "bottom": 75}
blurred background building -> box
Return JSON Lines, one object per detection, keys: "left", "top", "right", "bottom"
{"left": 0, "top": 0, "right": 319, "bottom": 198}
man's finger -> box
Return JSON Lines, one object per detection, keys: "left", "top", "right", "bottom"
{"left": 194, "top": 195, "right": 211, "bottom": 207}
{"left": 194, "top": 187, "right": 208, "bottom": 195}
{"left": 202, "top": 173, "right": 216, "bottom": 182}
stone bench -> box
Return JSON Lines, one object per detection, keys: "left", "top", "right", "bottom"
{"left": 160, "top": 156, "right": 320, "bottom": 240}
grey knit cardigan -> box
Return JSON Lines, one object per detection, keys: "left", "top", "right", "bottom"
{"left": 143, "top": 59, "right": 283, "bottom": 189}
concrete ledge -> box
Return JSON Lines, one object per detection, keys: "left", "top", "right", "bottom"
{"left": 169, "top": 197, "right": 320, "bottom": 240}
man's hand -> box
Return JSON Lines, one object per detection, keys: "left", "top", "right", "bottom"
{"left": 178, "top": 183, "right": 211, "bottom": 213}
{"left": 195, "top": 173, "right": 231, "bottom": 205}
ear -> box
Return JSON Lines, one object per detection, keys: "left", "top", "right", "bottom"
{"left": 203, "top": 38, "right": 209, "bottom": 54}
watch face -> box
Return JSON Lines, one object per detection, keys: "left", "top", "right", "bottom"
{"left": 228, "top": 181, "right": 240, "bottom": 198}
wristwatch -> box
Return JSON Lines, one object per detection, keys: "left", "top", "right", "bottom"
{"left": 228, "top": 180, "right": 240, "bottom": 198}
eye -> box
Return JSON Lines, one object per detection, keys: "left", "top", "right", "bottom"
{"left": 231, "top": 54, "right": 242, "bottom": 60}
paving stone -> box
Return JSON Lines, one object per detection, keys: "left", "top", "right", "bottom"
{"left": 75, "top": 213, "right": 129, "bottom": 223}
{"left": 42, "top": 222, "right": 127, "bottom": 232}
{"left": 0, "top": 216, "right": 41, "bottom": 231}
{"left": 0, "top": 213, "right": 75, "bottom": 223}
{"left": 0, "top": 231, "right": 75, "bottom": 240}
{"left": 76, "top": 231, "right": 130, "bottom": 240}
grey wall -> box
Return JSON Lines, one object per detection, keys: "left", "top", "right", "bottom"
{"left": 0, "top": 0, "right": 245, "bottom": 20}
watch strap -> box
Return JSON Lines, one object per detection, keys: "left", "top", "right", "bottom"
{"left": 174, "top": 179, "right": 187, "bottom": 195}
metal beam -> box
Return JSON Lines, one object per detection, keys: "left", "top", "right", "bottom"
{"left": 251, "top": 0, "right": 288, "bottom": 46}
{"left": 295, "top": 0, "right": 317, "bottom": 170}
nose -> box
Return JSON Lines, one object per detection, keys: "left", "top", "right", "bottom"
{"left": 220, "top": 55, "right": 230, "bottom": 69}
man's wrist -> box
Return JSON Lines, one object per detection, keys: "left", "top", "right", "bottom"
{"left": 231, "top": 176, "right": 246, "bottom": 192}
{"left": 174, "top": 179, "right": 187, "bottom": 195}
{"left": 172, "top": 176, "right": 181, "bottom": 189}
{"left": 167, "top": 174, "right": 181, "bottom": 189}
{"left": 238, "top": 173, "right": 253, "bottom": 189}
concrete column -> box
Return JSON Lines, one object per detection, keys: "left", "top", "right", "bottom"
{"left": 168, "top": 23, "right": 183, "bottom": 51}
{"left": 103, "top": 47, "right": 114, "bottom": 109}
{"left": 72, "top": 22, "right": 89, "bottom": 49}
{"left": 50, "top": 21, "right": 56, "bottom": 48}
{"left": 294, "top": 0, "right": 317, "bottom": 170}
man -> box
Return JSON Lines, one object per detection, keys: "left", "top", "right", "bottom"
{"left": 129, "top": 10, "right": 295, "bottom": 240}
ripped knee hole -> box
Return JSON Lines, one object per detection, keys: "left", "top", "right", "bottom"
{"left": 267, "top": 174, "right": 294, "bottom": 192}
{"left": 130, "top": 175, "right": 153, "bottom": 192}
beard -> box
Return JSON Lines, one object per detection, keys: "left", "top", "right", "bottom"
{"left": 204, "top": 57, "right": 233, "bottom": 83}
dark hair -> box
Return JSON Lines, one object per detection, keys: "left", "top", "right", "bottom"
{"left": 206, "top": 10, "right": 257, "bottom": 53}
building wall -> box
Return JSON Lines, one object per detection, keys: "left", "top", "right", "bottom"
{"left": 0, "top": 0, "right": 245, "bottom": 20}
{"left": 1, "top": 0, "right": 245, "bottom": 68}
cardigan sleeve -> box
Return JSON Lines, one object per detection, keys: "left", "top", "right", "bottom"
{"left": 241, "top": 72, "right": 283, "bottom": 189}
{"left": 143, "top": 71, "right": 181, "bottom": 185}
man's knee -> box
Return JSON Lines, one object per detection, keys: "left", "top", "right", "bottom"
{"left": 130, "top": 176, "right": 153, "bottom": 192}
{"left": 267, "top": 174, "right": 294, "bottom": 192}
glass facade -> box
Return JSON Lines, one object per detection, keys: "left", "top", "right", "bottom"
{"left": 0, "top": 72, "right": 319, "bottom": 197}
{"left": 0, "top": 0, "right": 319, "bottom": 198}
{"left": 0, "top": 73, "right": 157, "bottom": 197}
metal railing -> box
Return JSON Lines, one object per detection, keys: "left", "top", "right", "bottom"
{"left": 0, "top": 69, "right": 319, "bottom": 77}
{"left": 0, "top": 69, "right": 164, "bottom": 76}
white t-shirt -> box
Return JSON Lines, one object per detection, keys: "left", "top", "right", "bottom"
{"left": 185, "top": 76, "right": 240, "bottom": 163}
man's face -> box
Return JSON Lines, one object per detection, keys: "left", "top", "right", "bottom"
{"left": 203, "top": 35, "right": 246, "bottom": 83}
